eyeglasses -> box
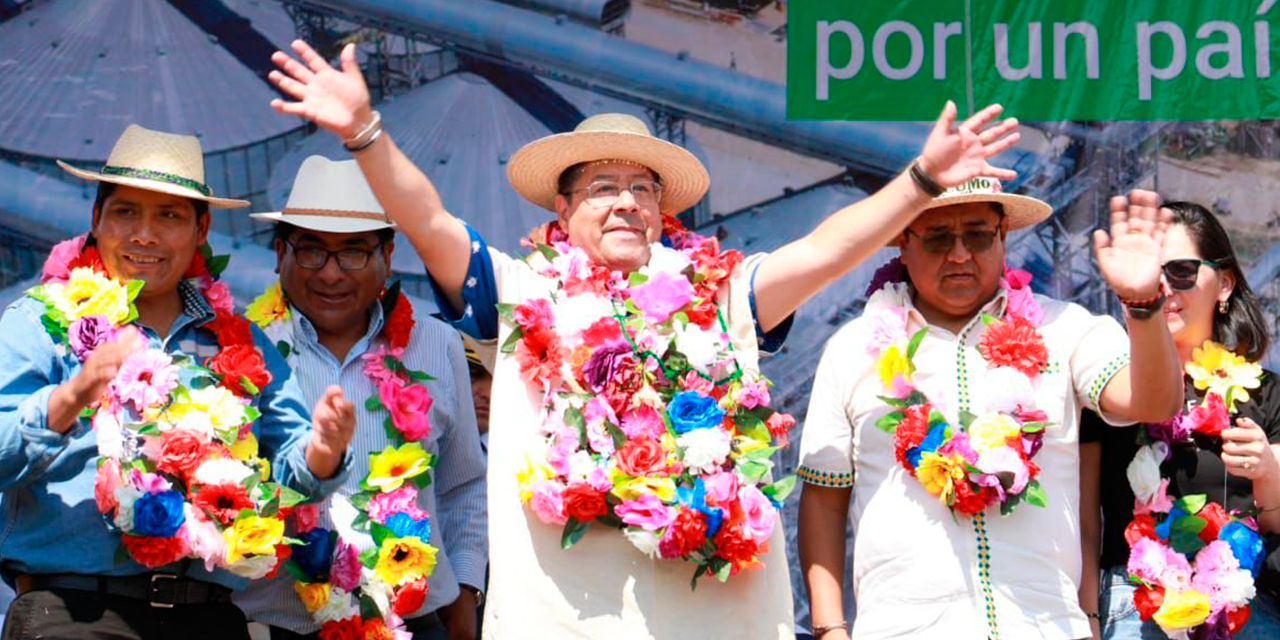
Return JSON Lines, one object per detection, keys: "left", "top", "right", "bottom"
{"left": 903, "top": 228, "right": 1000, "bottom": 254}
{"left": 287, "top": 239, "right": 384, "bottom": 271}
{"left": 568, "top": 180, "right": 663, "bottom": 206}
{"left": 1161, "top": 258, "right": 1222, "bottom": 291}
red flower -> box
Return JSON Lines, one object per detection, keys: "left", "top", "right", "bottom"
{"left": 1124, "top": 515, "right": 1158, "bottom": 546}
{"left": 893, "top": 404, "right": 932, "bottom": 474}
{"left": 765, "top": 412, "right": 796, "bottom": 443}
{"left": 663, "top": 508, "right": 708, "bottom": 558}
{"left": 563, "top": 264, "right": 613, "bottom": 297}
{"left": 562, "top": 483, "right": 609, "bottom": 522}
{"left": 513, "top": 299, "right": 554, "bottom": 332}
{"left": 515, "top": 328, "right": 563, "bottom": 386}
{"left": 264, "top": 543, "right": 293, "bottom": 579}
{"left": 617, "top": 439, "right": 668, "bottom": 476}
{"left": 383, "top": 292, "right": 415, "bottom": 350}
{"left": 978, "top": 316, "right": 1049, "bottom": 377}
{"left": 206, "top": 310, "right": 254, "bottom": 348}
{"left": 155, "top": 430, "right": 208, "bottom": 478}
{"left": 319, "top": 616, "right": 364, "bottom": 640}
{"left": 1197, "top": 502, "right": 1231, "bottom": 543}
{"left": 208, "top": 344, "right": 272, "bottom": 397}
{"left": 690, "top": 236, "right": 742, "bottom": 290}
{"left": 581, "top": 316, "right": 622, "bottom": 347}
{"left": 193, "top": 483, "right": 254, "bottom": 525}
{"left": 712, "top": 520, "right": 761, "bottom": 568}
{"left": 392, "top": 577, "right": 428, "bottom": 616}
{"left": 684, "top": 297, "right": 719, "bottom": 329}
{"left": 67, "top": 246, "right": 107, "bottom": 275}
{"left": 362, "top": 618, "right": 396, "bottom": 640}
{"left": 1134, "top": 585, "right": 1164, "bottom": 621}
{"left": 182, "top": 250, "right": 209, "bottom": 280}
{"left": 1188, "top": 393, "right": 1230, "bottom": 437}
{"left": 952, "top": 479, "right": 994, "bottom": 515}
{"left": 121, "top": 532, "right": 189, "bottom": 568}
{"left": 1227, "top": 605, "right": 1252, "bottom": 634}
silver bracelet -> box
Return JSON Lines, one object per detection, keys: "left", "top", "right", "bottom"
{"left": 342, "top": 110, "right": 382, "bottom": 150}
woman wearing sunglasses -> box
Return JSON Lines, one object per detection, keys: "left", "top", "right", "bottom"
{"left": 1081, "top": 201, "right": 1280, "bottom": 639}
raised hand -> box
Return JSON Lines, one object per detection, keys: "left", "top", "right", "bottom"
{"left": 1092, "top": 190, "right": 1170, "bottom": 300}
{"left": 918, "top": 101, "right": 1021, "bottom": 187}
{"left": 72, "top": 328, "right": 144, "bottom": 406}
{"left": 306, "top": 385, "right": 356, "bottom": 479}
{"left": 269, "top": 40, "right": 372, "bottom": 140}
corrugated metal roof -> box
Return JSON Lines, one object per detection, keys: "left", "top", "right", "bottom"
{"left": 0, "top": 0, "right": 301, "bottom": 161}
{"left": 219, "top": 0, "right": 298, "bottom": 52}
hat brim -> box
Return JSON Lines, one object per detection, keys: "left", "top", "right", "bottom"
{"left": 506, "top": 130, "right": 710, "bottom": 215}
{"left": 250, "top": 211, "right": 396, "bottom": 234}
{"left": 891, "top": 192, "right": 1052, "bottom": 246}
{"left": 57, "top": 160, "right": 250, "bottom": 208}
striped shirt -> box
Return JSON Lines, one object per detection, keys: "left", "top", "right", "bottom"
{"left": 234, "top": 295, "right": 487, "bottom": 632}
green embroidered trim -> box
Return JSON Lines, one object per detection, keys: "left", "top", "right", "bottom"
{"left": 1039, "top": 361, "right": 1063, "bottom": 376}
{"left": 957, "top": 324, "right": 976, "bottom": 413}
{"left": 973, "top": 511, "right": 1001, "bottom": 640}
{"left": 101, "top": 165, "right": 213, "bottom": 196}
{"left": 1087, "top": 353, "right": 1130, "bottom": 409}
{"left": 797, "top": 465, "right": 853, "bottom": 488}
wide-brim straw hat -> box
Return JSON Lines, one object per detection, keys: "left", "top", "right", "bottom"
{"left": 251, "top": 155, "right": 394, "bottom": 233}
{"left": 893, "top": 177, "right": 1052, "bottom": 246}
{"left": 506, "top": 113, "right": 710, "bottom": 215}
{"left": 57, "top": 124, "right": 249, "bottom": 208}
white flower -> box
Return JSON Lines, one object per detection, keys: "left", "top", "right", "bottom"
{"left": 553, "top": 293, "right": 614, "bottom": 345}
{"left": 642, "top": 245, "right": 692, "bottom": 277}
{"left": 226, "top": 553, "right": 277, "bottom": 579}
{"left": 677, "top": 427, "right": 733, "bottom": 475}
{"left": 94, "top": 409, "right": 125, "bottom": 458}
{"left": 362, "top": 568, "right": 394, "bottom": 613}
{"left": 168, "top": 411, "right": 215, "bottom": 440}
{"left": 566, "top": 450, "right": 598, "bottom": 482}
{"left": 1126, "top": 442, "right": 1168, "bottom": 503}
{"left": 113, "top": 485, "right": 142, "bottom": 530}
{"left": 981, "top": 366, "right": 1036, "bottom": 415}
{"left": 193, "top": 458, "right": 255, "bottom": 486}
{"left": 624, "top": 528, "right": 662, "bottom": 558}
{"left": 1221, "top": 568, "right": 1257, "bottom": 607}
{"left": 329, "top": 494, "right": 376, "bottom": 553}
{"left": 675, "top": 325, "right": 727, "bottom": 375}
{"left": 313, "top": 587, "right": 356, "bottom": 624}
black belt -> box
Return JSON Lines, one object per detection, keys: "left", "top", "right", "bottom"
{"left": 16, "top": 573, "right": 233, "bottom": 608}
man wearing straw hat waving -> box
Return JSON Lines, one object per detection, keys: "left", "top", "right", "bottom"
{"left": 270, "top": 38, "right": 1027, "bottom": 639}
{"left": 0, "top": 126, "right": 356, "bottom": 640}
{"left": 233, "top": 156, "right": 487, "bottom": 640}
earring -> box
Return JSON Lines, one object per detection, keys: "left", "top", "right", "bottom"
{"left": 1218, "top": 300, "right": 1228, "bottom": 313}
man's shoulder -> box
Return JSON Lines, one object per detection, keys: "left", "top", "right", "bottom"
{"left": 2, "top": 292, "right": 50, "bottom": 329}
{"left": 405, "top": 294, "right": 463, "bottom": 350}
{"left": 1035, "top": 294, "right": 1118, "bottom": 329}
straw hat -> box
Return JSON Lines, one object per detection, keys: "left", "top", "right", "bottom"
{"left": 894, "top": 177, "right": 1052, "bottom": 245}
{"left": 57, "top": 124, "right": 249, "bottom": 208}
{"left": 251, "top": 156, "right": 394, "bottom": 233}
{"left": 506, "top": 113, "right": 710, "bottom": 215}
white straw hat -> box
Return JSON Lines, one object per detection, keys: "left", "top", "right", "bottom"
{"left": 250, "top": 155, "right": 394, "bottom": 233}
{"left": 894, "top": 177, "right": 1052, "bottom": 245}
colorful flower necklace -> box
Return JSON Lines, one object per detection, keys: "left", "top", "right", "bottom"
{"left": 29, "top": 234, "right": 300, "bottom": 575}
{"left": 1122, "top": 341, "right": 1266, "bottom": 638}
{"left": 249, "top": 280, "right": 440, "bottom": 635}
{"left": 508, "top": 217, "right": 797, "bottom": 587}
{"left": 867, "top": 262, "right": 1052, "bottom": 517}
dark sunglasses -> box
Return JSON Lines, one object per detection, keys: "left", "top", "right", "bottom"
{"left": 903, "top": 228, "right": 1000, "bottom": 254}
{"left": 1161, "top": 258, "right": 1222, "bottom": 291}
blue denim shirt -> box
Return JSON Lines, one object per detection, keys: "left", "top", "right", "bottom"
{"left": 0, "top": 282, "right": 350, "bottom": 590}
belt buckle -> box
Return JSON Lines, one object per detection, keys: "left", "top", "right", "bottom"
{"left": 148, "top": 573, "right": 179, "bottom": 609}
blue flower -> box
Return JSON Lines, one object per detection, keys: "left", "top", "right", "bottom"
{"left": 676, "top": 478, "right": 724, "bottom": 537}
{"left": 1155, "top": 506, "right": 1188, "bottom": 542}
{"left": 132, "top": 490, "right": 186, "bottom": 537}
{"left": 906, "top": 423, "right": 947, "bottom": 468}
{"left": 385, "top": 511, "right": 431, "bottom": 542}
{"left": 667, "top": 391, "right": 726, "bottom": 434}
{"left": 1220, "top": 522, "right": 1265, "bottom": 577}
{"left": 293, "top": 527, "right": 335, "bottom": 580}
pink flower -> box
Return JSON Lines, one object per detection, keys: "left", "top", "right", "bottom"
{"left": 362, "top": 347, "right": 406, "bottom": 384}
{"left": 379, "top": 379, "right": 433, "bottom": 441}
{"left": 112, "top": 349, "right": 179, "bottom": 411}
{"left": 513, "top": 298, "right": 555, "bottom": 332}
{"left": 766, "top": 412, "right": 796, "bottom": 444}
{"left": 367, "top": 485, "right": 427, "bottom": 524}
{"left": 939, "top": 432, "right": 980, "bottom": 465}
{"left": 292, "top": 503, "right": 320, "bottom": 533}
{"left": 203, "top": 281, "right": 235, "bottom": 314}
{"left": 628, "top": 271, "right": 694, "bottom": 323}
{"left": 738, "top": 485, "right": 777, "bottom": 543}
{"left": 679, "top": 371, "right": 714, "bottom": 395}
{"left": 184, "top": 509, "right": 227, "bottom": 571}
{"left": 615, "top": 494, "right": 674, "bottom": 531}
{"left": 620, "top": 406, "right": 666, "bottom": 441}
{"left": 886, "top": 375, "right": 914, "bottom": 400}
{"left": 528, "top": 480, "right": 568, "bottom": 525}
{"left": 583, "top": 397, "right": 618, "bottom": 456}
{"left": 1128, "top": 536, "right": 1193, "bottom": 588}
{"left": 128, "top": 468, "right": 172, "bottom": 494}
{"left": 1134, "top": 478, "right": 1175, "bottom": 516}
{"left": 865, "top": 305, "right": 909, "bottom": 355}
{"left": 975, "top": 445, "right": 1030, "bottom": 495}
{"left": 1002, "top": 268, "right": 1044, "bottom": 325}
{"left": 94, "top": 458, "right": 121, "bottom": 514}
{"left": 41, "top": 234, "right": 87, "bottom": 283}
{"left": 330, "top": 540, "right": 362, "bottom": 591}
{"left": 703, "top": 471, "right": 739, "bottom": 507}
{"left": 736, "top": 380, "right": 770, "bottom": 410}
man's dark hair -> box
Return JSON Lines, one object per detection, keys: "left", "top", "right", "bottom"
{"left": 93, "top": 182, "right": 210, "bottom": 221}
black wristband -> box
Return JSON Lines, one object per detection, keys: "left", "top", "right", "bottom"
{"left": 908, "top": 158, "right": 945, "bottom": 197}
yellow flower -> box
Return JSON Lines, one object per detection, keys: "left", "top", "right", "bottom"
{"left": 255, "top": 457, "right": 271, "bottom": 483}
{"left": 367, "top": 442, "right": 432, "bottom": 492}
{"left": 374, "top": 536, "right": 437, "bottom": 587}
{"left": 223, "top": 515, "right": 285, "bottom": 564}
{"left": 876, "top": 345, "right": 912, "bottom": 391}
{"left": 293, "top": 581, "right": 331, "bottom": 613}
{"left": 609, "top": 473, "right": 677, "bottom": 502}
{"left": 1186, "top": 341, "right": 1262, "bottom": 407}
{"left": 49, "top": 267, "right": 135, "bottom": 325}
{"left": 1152, "top": 589, "right": 1211, "bottom": 630}
{"left": 968, "top": 414, "right": 1022, "bottom": 451}
{"left": 516, "top": 454, "right": 555, "bottom": 501}
{"left": 229, "top": 432, "right": 259, "bottom": 461}
{"left": 164, "top": 386, "right": 249, "bottom": 443}
{"left": 916, "top": 452, "right": 965, "bottom": 504}
{"left": 246, "top": 281, "right": 291, "bottom": 328}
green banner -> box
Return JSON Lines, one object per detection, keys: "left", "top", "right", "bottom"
{"left": 788, "top": 0, "right": 1280, "bottom": 120}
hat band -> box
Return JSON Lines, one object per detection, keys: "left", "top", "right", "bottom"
{"left": 101, "top": 165, "right": 213, "bottom": 197}
{"left": 282, "top": 207, "right": 389, "bottom": 222}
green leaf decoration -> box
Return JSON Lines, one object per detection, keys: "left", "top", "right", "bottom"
{"left": 1023, "top": 480, "right": 1048, "bottom": 508}
{"left": 282, "top": 560, "right": 312, "bottom": 583}
{"left": 370, "top": 521, "right": 393, "bottom": 548}
{"left": 627, "top": 272, "right": 649, "bottom": 287}
{"left": 980, "top": 313, "right": 997, "bottom": 326}
{"left": 128, "top": 422, "right": 160, "bottom": 436}
{"left": 243, "top": 405, "right": 262, "bottom": 424}
{"left": 672, "top": 311, "right": 690, "bottom": 327}
{"left": 495, "top": 302, "right": 518, "bottom": 324}
{"left": 534, "top": 243, "right": 558, "bottom": 261}
{"left": 276, "top": 340, "right": 291, "bottom": 358}
{"left": 358, "top": 593, "right": 381, "bottom": 621}
{"left": 352, "top": 512, "right": 371, "bottom": 532}
{"left": 875, "top": 410, "right": 906, "bottom": 434}
{"left": 277, "top": 485, "right": 306, "bottom": 507}
{"left": 499, "top": 327, "right": 524, "bottom": 354}
{"left": 383, "top": 416, "right": 400, "bottom": 443}
{"left": 412, "top": 467, "right": 435, "bottom": 490}
{"left": 761, "top": 475, "right": 797, "bottom": 503}
{"left": 735, "top": 411, "right": 770, "bottom": 442}
{"left": 958, "top": 410, "right": 978, "bottom": 428}
{"left": 380, "top": 280, "right": 404, "bottom": 319}
{"left": 260, "top": 493, "right": 280, "bottom": 519}
{"left": 561, "top": 518, "right": 589, "bottom": 549}
{"left": 1020, "top": 421, "right": 1050, "bottom": 434}
{"left": 714, "top": 560, "right": 733, "bottom": 582}
{"left": 737, "top": 459, "right": 770, "bottom": 484}
{"left": 1170, "top": 519, "right": 1208, "bottom": 556}
{"left": 1000, "top": 492, "right": 1023, "bottom": 516}
{"left": 239, "top": 375, "right": 260, "bottom": 397}
{"left": 348, "top": 492, "right": 371, "bottom": 511}
{"left": 906, "top": 328, "right": 927, "bottom": 360}
{"left": 565, "top": 406, "right": 587, "bottom": 443}
{"left": 79, "top": 406, "right": 97, "bottom": 419}
{"left": 1175, "top": 495, "right": 1208, "bottom": 515}
{"left": 358, "top": 546, "right": 379, "bottom": 569}
{"left": 877, "top": 395, "right": 909, "bottom": 408}
{"left": 604, "top": 421, "right": 628, "bottom": 450}
{"left": 408, "top": 369, "right": 435, "bottom": 382}
{"left": 207, "top": 254, "right": 231, "bottom": 278}
{"left": 365, "top": 395, "right": 384, "bottom": 412}
{"left": 690, "top": 562, "right": 708, "bottom": 591}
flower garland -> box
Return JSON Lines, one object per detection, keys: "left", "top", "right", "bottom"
{"left": 1123, "top": 341, "right": 1267, "bottom": 638}
{"left": 30, "top": 234, "right": 300, "bottom": 576}
{"left": 508, "top": 217, "right": 797, "bottom": 587}
{"left": 249, "top": 280, "right": 439, "bottom": 636}
{"left": 868, "top": 264, "right": 1052, "bottom": 516}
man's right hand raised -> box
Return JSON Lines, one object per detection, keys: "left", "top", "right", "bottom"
{"left": 268, "top": 40, "right": 374, "bottom": 140}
